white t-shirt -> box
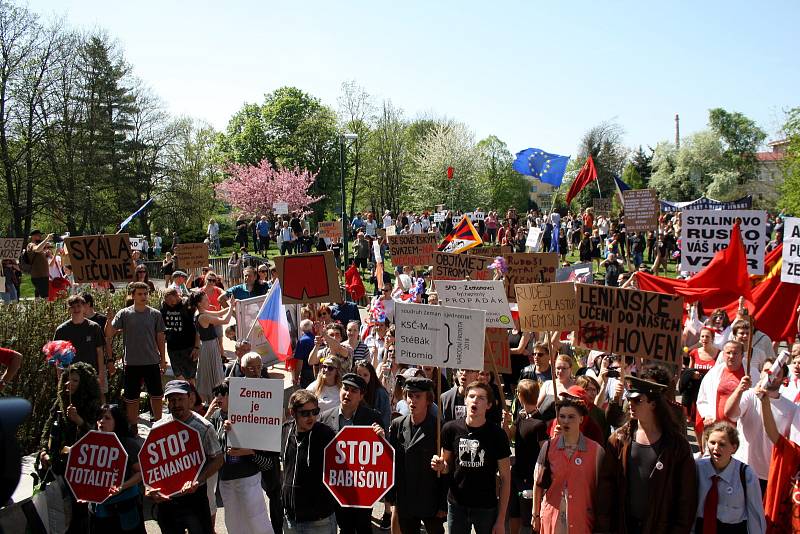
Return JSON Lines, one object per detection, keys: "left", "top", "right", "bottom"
{"left": 733, "top": 390, "right": 796, "bottom": 480}
{"left": 364, "top": 219, "right": 378, "bottom": 237}
{"left": 410, "top": 222, "right": 422, "bottom": 234}
{"left": 382, "top": 215, "right": 393, "bottom": 228}
{"left": 421, "top": 218, "right": 430, "bottom": 230}
{"left": 306, "top": 383, "right": 341, "bottom": 412}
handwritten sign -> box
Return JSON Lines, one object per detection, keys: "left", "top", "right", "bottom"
{"left": 503, "top": 253, "right": 559, "bottom": 302}
{"left": 466, "top": 245, "right": 512, "bottom": 257}
{"left": 574, "top": 283, "right": 683, "bottom": 363}
{"left": 388, "top": 234, "right": 437, "bottom": 266}
{"left": 525, "top": 228, "right": 543, "bottom": 251}
{"left": 64, "top": 234, "right": 134, "bottom": 283}
{"left": 435, "top": 280, "right": 513, "bottom": 328}
{"left": 622, "top": 189, "right": 659, "bottom": 233}
{"left": 0, "top": 238, "right": 24, "bottom": 260}
{"left": 273, "top": 202, "right": 289, "bottom": 215}
{"left": 175, "top": 243, "right": 209, "bottom": 269}
{"left": 318, "top": 221, "right": 343, "bottom": 240}
{"left": 395, "top": 302, "right": 486, "bottom": 369}
{"left": 680, "top": 209, "right": 766, "bottom": 275}
{"left": 593, "top": 197, "right": 612, "bottom": 217}
{"left": 484, "top": 327, "right": 511, "bottom": 374}
{"left": 431, "top": 252, "right": 492, "bottom": 281}
{"left": 515, "top": 282, "right": 577, "bottom": 332}
{"left": 227, "top": 377, "right": 284, "bottom": 451}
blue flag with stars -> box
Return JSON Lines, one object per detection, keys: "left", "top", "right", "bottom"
{"left": 512, "top": 148, "right": 570, "bottom": 187}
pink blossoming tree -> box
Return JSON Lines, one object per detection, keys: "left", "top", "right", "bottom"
{"left": 215, "top": 159, "right": 323, "bottom": 214}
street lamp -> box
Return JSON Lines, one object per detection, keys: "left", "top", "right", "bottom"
{"left": 339, "top": 132, "right": 358, "bottom": 283}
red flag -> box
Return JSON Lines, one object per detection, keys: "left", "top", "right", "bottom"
{"left": 633, "top": 223, "right": 752, "bottom": 309}
{"left": 345, "top": 264, "right": 366, "bottom": 302}
{"left": 447, "top": 166, "right": 454, "bottom": 180}
{"left": 565, "top": 156, "right": 597, "bottom": 205}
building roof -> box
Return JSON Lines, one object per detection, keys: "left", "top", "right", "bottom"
{"left": 756, "top": 151, "right": 784, "bottom": 162}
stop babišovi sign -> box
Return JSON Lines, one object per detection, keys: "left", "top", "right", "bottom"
{"left": 65, "top": 430, "right": 128, "bottom": 504}
{"left": 323, "top": 426, "right": 395, "bottom": 508}
{"left": 139, "top": 419, "right": 205, "bottom": 497}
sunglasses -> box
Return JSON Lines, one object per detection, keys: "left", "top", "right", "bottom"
{"left": 322, "top": 365, "right": 337, "bottom": 372}
{"left": 296, "top": 407, "right": 320, "bottom": 418}
{"left": 207, "top": 277, "right": 217, "bottom": 282}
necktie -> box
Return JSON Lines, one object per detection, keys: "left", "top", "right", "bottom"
{"left": 702, "top": 474, "right": 720, "bottom": 534}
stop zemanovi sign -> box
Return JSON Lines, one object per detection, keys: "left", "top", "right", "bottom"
{"left": 138, "top": 419, "right": 206, "bottom": 498}
{"left": 65, "top": 430, "right": 128, "bottom": 504}
{"left": 323, "top": 425, "right": 395, "bottom": 508}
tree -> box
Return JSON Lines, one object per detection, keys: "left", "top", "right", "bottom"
{"left": 476, "top": 135, "right": 528, "bottom": 214}
{"left": 621, "top": 163, "right": 645, "bottom": 190}
{"left": 630, "top": 145, "right": 653, "bottom": 182}
{"left": 778, "top": 107, "right": 800, "bottom": 215}
{"left": 337, "top": 80, "right": 373, "bottom": 217}
{"left": 647, "top": 131, "right": 730, "bottom": 202}
{"left": 566, "top": 121, "right": 628, "bottom": 209}
{"left": 408, "top": 120, "right": 482, "bottom": 212}
{"left": 364, "top": 99, "right": 408, "bottom": 216}
{"left": 215, "top": 159, "right": 322, "bottom": 216}
{"left": 708, "top": 107, "right": 766, "bottom": 183}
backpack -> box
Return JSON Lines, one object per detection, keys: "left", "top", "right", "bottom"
{"left": 18, "top": 249, "right": 32, "bottom": 274}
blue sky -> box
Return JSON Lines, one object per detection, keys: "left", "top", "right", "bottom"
{"left": 30, "top": 0, "right": 798, "bottom": 156}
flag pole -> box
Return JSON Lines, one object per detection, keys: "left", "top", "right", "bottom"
{"left": 245, "top": 282, "right": 277, "bottom": 341}
{"left": 595, "top": 175, "right": 602, "bottom": 198}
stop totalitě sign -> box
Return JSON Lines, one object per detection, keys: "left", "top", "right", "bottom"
{"left": 65, "top": 430, "right": 128, "bottom": 504}
{"left": 323, "top": 426, "right": 395, "bottom": 508}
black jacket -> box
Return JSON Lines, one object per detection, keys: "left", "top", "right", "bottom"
{"left": 387, "top": 412, "right": 447, "bottom": 518}
{"left": 319, "top": 403, "right": 383, "bottom": 432}
{"left": 281, "top": 421, "right": 336, "bottom": 522}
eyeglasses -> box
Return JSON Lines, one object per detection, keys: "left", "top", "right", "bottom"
{"left": 296, "top": 407, "right": 320, "bottom": 418}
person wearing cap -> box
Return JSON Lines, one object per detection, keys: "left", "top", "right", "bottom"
{"left": 26, "top": 229, "right": 53, "bottom": 298}
{"left": 106, "top": 281, "right": 167, "bottom": 427}
{"left": 532, "top": 394, "right": 606, "bottom": 534}
{"left": 319, "top": 372, "right": 383, "bottom": 534}
{"left": 170, "top": 270, "right": 190, "bottom": 297}
{"left": 281, "top": 389, "right": 338, "bottom": 534}
{"left": 595, "top": 375, "right": 697, "bottom": 534}
{"left": 432, "top": 381, "right": 511, "bottom": 534}
{"left": 388, "top": 377, "right": 446, "bottom": 534}
{"left": 147, "top": 379, "right": 224, "bottom": 534}
{"left": 440, "top": 369, "right": 479, "bottom": 424}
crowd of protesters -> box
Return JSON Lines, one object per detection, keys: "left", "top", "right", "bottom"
{"left": 3, "top": 205, "right": 800, "bottom": 534}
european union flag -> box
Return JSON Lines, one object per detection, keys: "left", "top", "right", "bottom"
{"left": 512, "top": 148, "right": 570, "bottom": 187}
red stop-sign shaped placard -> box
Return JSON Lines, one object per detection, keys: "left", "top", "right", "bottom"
{"left": 65, "top": 430, "right": 128, "bottom": 504}
{"left": 139, "top": 419, "right": 205, "bottom": 497}
{"left": 323, "top": 426, "right": 394, "bottom": 508}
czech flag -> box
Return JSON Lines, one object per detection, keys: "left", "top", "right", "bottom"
{"left": 256, "top": 281, "right": 292, "bottom": 361}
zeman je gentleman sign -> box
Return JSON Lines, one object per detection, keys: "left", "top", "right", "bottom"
{"left": 64, "top": 234, "right": 134, "bottom": 283}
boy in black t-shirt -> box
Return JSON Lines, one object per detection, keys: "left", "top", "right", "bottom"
{"left": 432, "top": 381, "right": 511, "bottom": 534}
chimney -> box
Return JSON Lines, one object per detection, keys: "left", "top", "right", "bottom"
{"left": 675, "top": 114, "right": 680, "bottom": 149}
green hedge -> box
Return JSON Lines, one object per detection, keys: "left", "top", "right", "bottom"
{"left": 0, "top": 290, "right": 162, "bottom": 454}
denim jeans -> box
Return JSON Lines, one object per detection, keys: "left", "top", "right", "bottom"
{"left": 283, "top": 514, "right": 336, "bottom": 534}
{"left": 632, "top": 251, "right": 644, "bottom": 268}
{"left": 447, "top": 501, "right": 497, "bottom": 534}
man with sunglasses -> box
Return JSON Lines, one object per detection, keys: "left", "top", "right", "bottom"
{"left": 319, "top": 373, "right": 384, "bottom": 534}
{"left": 282, "top": 390, "right": 338, "bottom": 534}
{"left": 518, "top": 343, "right": 552, "bottom": 384}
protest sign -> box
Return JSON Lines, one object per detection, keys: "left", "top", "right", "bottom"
{"left": 435, "top": 280, "right": 513, "bottom": 328}
{"left": 227, "top": 377, "right": 284, "bottom": 452}
{"left": 128, "top": 237, "right": 143, "bottom": 251}
{"left": 395, "top": 302, "right": 486, "bottom": 369}
{"left": 0, "top": 238, "right": 24, "bottom": 260}
{"left": 433, "top": 212, "right": 445, "bottom": 223}
{"left": 318, "top": 221, "right": 343, "bottom": 240}
{"left": 273, "top": 202, "right": 289, "bottom": 215}
{"left": 466, "top": 245, "right": 512, "bottom": 257}
{"left": 65, "top": 431, "right": 128, "bottom": 504}
{"left": 503, "top": 253, "right": 559, "bottom": 301}
{"left": 484, "top": 327, "right": 511, "bottom": 374}
{"left": 323, "top": 426, "right": 395, "bottom": 508}
{"left": 525, "top": 227, "right": 543, "bottom": 251}
{"left": 622, "top": 189, "right": 659, "bottom": 232}
{"left": 385, "top": 225, "right": 396, "bottom": 237}
{"left": 680, "top": 209, "right": 766, "bottom": 275}
{"left": 275, "top": 251, "right": 341, "bottom": 304}
{"left": 782, "top": 217, "right": 800, "bottom": 284}
{"left": 515, "top": 282, "right": 577, "bottom": 332}
{"left": 388, "top": 233, "right": 437, "bottom": 266}
{"left": 175, "top": 243, "right": 209, "bottom": 269}
{"left": 431, "top": 252, "right": 492, "bottom": 281}
{"left": 139, "top": 419, "right": 205, "bottom": 497}
{"left": 64, "top": 234, "right": 134, "bottom": 283}
{"left": 472, "top": 211, "right": 485, "bottom": 221}
{"left": 593, "top": 197, "right": 612, "bottom": 217}
{"left": 574, "top": 284, "right": 683, "bottom": 363}
{"left": 556, "top": 262, "right": 594, "bottom": 284}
